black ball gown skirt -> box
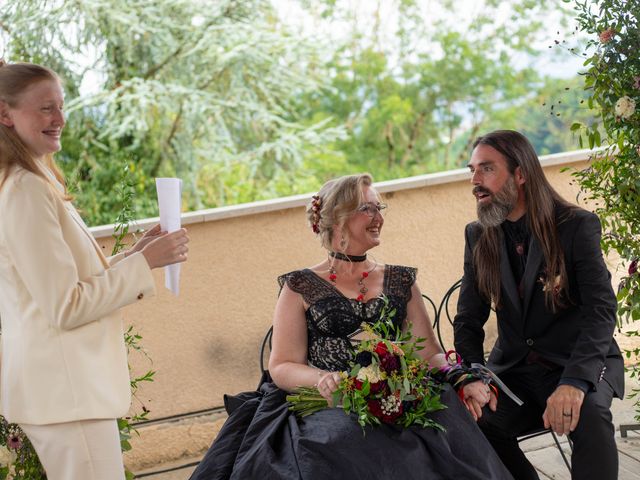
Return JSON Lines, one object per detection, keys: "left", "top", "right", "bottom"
{"left": 189, "top": 381, "right": 514, "bottom": 480}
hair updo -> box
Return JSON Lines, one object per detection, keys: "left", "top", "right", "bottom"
{"left": 306, "top": 173, "right": 375, "bottom": 250}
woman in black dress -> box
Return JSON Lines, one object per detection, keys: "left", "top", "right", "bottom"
{"left": 191, "top": 173, "right": 512, "bottom": 480}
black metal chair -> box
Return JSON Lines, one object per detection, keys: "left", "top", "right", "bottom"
{"left": 259, "top": 325, "right": 273, "bottom": 382}
{"left": 517, "top": 427, "right": 572, "bottom": 472}
{"left": 422, "top": 291, "right": 438, "bottom": 330}
{"left": 424, "top": 278, "right": 462, "bottom": 352}
{"left": 425, "top": 278, "right": 572, "bottom": 473}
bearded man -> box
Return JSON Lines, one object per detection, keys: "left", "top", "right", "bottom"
{"left": 453, "top": 130, "right": 624, "bottom": 480}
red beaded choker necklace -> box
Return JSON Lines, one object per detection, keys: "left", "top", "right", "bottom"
{"left": 328, "top": 258, "right": 377, "bottom": 302}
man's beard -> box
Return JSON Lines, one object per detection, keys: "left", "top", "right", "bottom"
{"left": 475, "top": 176, "right": 518, "bottom": 228}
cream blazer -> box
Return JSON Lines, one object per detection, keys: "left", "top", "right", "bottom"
{"left": 0, "top": 168, "right": 156, "bottom": 425}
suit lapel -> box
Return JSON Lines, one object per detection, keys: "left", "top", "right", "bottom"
{"left": 522, "top": 235, "right": 543, "bottom": 320}
{"left": 64, "top": 203, "right": 110, "bottom": 269}
{"left": 499, "top": 232, "right": 523, "bottom": 318}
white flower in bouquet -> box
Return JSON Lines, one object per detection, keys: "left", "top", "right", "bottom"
{"left": 615, "top": 96, "right": 636, "bottom": 119}
{"left": 356, "top": 364, "right": 385, "bottom": 383}
{"left": 0, "top": 444, "right": 17, "bottom": 466}
{"left": 381, "top": 394, "right": 402, "bottom": 415}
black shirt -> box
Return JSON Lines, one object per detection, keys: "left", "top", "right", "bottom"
{"left": 501, "top": 214, "right": 530, "bottom": 298}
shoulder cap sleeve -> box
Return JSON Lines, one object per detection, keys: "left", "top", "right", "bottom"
{"left": 385, "top": 265, "right": 417, "bottom": 300}
{"left": 277, "top": 269, "right": 304, "bottom": 294}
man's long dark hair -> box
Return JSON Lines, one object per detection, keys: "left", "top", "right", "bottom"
{"left": 472, "top": 130, "right": 576, "bottom": 312}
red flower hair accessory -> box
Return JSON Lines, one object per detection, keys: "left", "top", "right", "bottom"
{"left": 310, "top": 194, "right": 322, "bottom": 234}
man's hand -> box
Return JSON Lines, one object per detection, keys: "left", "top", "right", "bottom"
{"left": 461, "top": 380, "right": 497, "bottom": 421}
{"left": 542, "top": 384, "right": 585, "bottom": 435}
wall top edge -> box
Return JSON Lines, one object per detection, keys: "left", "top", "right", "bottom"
{"left": 90, "top": 149, "right": 594, "bottom": 239}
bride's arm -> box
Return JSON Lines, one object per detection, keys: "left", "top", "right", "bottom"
{"left": 269, "top": 284, "right": 330, "bottom": 392}
{"left": 405, "top": 282, "right": 447, "bottom": 368}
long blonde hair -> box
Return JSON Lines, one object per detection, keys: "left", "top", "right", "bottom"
{"left": 0, "top": 60, "right": 70, "bottom": 198}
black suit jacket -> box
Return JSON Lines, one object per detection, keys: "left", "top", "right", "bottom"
{"left": 454, "top": 206, "right": 624, "bottom": 398}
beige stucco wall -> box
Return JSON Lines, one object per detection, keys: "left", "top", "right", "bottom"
{"left": 89, "top": 151, "right": 628, "bottom": 470}
{"left": 91, "top": 152, "right": 616, "bottom": 418}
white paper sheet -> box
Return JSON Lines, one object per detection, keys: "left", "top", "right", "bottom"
{"left": 155, "top": 178, "right": 183, "bottom": 295}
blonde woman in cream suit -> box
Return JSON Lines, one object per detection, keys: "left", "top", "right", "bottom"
{"left": 0, "top": 61, "right": 189, "bottom": 480}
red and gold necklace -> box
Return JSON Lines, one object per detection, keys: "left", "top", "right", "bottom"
{"left": 328, "top": 252, "right": 377, "bottom": 302}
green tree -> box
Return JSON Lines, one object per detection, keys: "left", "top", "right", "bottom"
{"left": 289, "top": 0, "right": 577, "bottom": 179}
{"left": 481, "top": 75, "right": 597, "bottom": 156}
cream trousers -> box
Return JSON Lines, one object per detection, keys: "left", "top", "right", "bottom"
{"left": 19, "top": 419, "right": 125, "bottom": 480}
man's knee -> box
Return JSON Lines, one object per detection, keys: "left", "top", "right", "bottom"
{"left": 572, "top": 390, "right": 615, "bottom": 440}
{"left": 569, "top": 388, "right": 618, "bottom": 480}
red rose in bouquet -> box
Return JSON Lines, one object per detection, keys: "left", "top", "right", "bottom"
{"left": 374, "top": 341, "right": 389, "bottom": 356}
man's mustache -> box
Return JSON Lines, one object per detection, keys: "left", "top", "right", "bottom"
{"left": 473, "top": 186, "right": 492, "bottom": 196}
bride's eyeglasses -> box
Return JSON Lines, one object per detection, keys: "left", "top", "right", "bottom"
{"left": 356, "top": 202, "right": 388, "bottom": 218}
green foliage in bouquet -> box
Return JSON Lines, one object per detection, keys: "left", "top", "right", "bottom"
{"left": 566, "top": 0, "right": 640, "bottom": 418}
{"left": 288, "top": 296, "right": 446, "bottom": 431}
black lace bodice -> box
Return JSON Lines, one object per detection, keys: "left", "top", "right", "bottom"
{"left": 277, "top": 265, "right": 417, "bottom": 372}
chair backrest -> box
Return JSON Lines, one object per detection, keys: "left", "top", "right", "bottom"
{"left": 423, "top": 278, "right": 462, "bottom": 351}
{"left": 434, "top": 278, "right": 462, "bottom": 351}
{"left": 421, "top": 292, "right": 438, "bottom": 330}
{"left": 260, "top": 325, "right": 273, "bottom": 376}
{"left": 430, "top": 278, "right": 500, "bottom": 355}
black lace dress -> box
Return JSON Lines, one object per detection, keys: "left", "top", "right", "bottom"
{"left": 190, "top": 266, "right": 513, "bottom": 480}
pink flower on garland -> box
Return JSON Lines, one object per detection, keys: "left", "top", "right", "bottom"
{"left": 634, "top": 76, "right": 640, "bottom": 90}
{"left": 599, "top": 28, "right": 615, "bottom": 44}
{"left": 7, "top": 433, "right": 22, "bottom": 450}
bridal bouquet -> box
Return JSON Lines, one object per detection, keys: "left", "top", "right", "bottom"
{"left": 287, "top": 297, "right": 446, "bottom": 430}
